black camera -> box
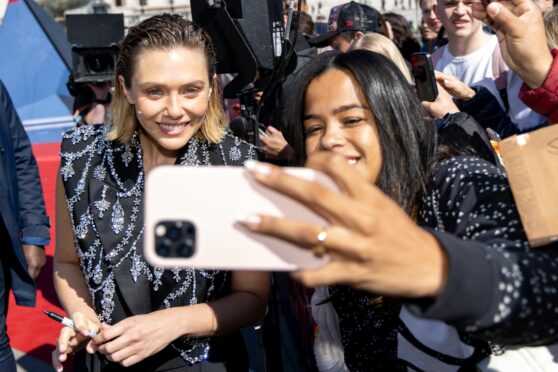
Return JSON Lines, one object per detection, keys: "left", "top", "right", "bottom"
{"left": 154, "top": 221, "right": 197, "bottom": 258}
{"left": 66, "top": 14, "right": 125, "bottom": 83}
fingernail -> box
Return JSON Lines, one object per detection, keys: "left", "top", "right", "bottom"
{"left": 244, "top": 160, "right": 272, "bottom": 178}
{"left": 487, "top": 3, "right": 500, "bottom": 15}
{"left": 236, "top": 214, "right": 261, "bottom": 227}
{"left": 86, "top": 329, "right": 97, "bottom": 337}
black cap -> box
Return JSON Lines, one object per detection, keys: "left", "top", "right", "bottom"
{"left": 309, "top": 1, "right": 383, "bottom": 48}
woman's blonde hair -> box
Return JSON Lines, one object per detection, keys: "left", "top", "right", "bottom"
{"left": 108, "top": 14, "right": 226, "bottom": 145}
{"left": 544, "top": 7, "right": 558, "bottom": 50}
{"left": 349, "top": 32, "right": 414, "bottom": 85}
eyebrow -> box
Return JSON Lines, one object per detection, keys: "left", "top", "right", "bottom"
{"left": 138, "top": 80, "right": 207, "bottom": 88}
{"left": 303, "top": 104, "right": 369, "bottom": 120}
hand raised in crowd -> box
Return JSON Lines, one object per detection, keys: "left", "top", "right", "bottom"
{"left": 472, "top": 0, "right": 552, "bottom": 88}
{"left": 83, "top": 103, "right": 106, "bottom": 125}
{"left": 52, "top": 312, "right": 100, "bottom": 372}
{"left": 22, "top": 244, "right": 46, "bottom": 280}
{"left": 92, "top": 309, "right": 181, "bottom": 367}
{"left": 240, "top": 155, "right": 448, "bottom": 298}
{"left": 421, "top": 78, "right": 461, "bottom": 118}
{"left": 434, "top": 71, "right": 477, "bottom": 100}
{"left": 259, "top": 126, "right": 294, "bottom": 161}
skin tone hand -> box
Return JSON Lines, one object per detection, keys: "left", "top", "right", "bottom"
{"left": 84, "top": 103, "right": 106, "bottom": 125}
{"left": 434, "top": 71, "right": 476, "bottom": 100}
{"left": 52, "top": 312, "right": 100, "bottom": 372}
{"left": 472, "top": 0, "right": 552, "bottom": 88}
{"left": 22, "top": 244, "right": 46, "bottom": 280}
{"left": 259, "top": 126, "right": 294, "bottom": 160}
{"left": 240, "top": 154, "right": 449, "bottom": 298}
{"left": 83, "top": 82, "right": 110, "bottom": 125}
{"left": 421, "top": 80, "right": 461, "bottom": 118}
{"left": 92, "top": 309, "right": 183, "bottom": 367}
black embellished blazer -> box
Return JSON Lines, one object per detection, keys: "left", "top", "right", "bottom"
{"left": 59, "top": 124, "right": 257, "bottom": 370}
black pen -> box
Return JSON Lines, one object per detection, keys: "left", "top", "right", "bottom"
{"left": 44, "top": 310, "right": 97, "bottom": 337}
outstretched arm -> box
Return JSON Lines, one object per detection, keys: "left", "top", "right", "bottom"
{"left": 472, "top": 0, "right": 552, "bottom": 89}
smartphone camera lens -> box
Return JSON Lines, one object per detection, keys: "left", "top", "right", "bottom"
{"left": 156, "top": 242, "right": 171, "bottom": 257}
{"left": 154, "top": 221, "right": 196, "bottom": 259}
{"left": 177, "top": 242, "right": 194, "bottom": 258}
{"left": 167, "top": 225, "right": 181, "bottom": 241}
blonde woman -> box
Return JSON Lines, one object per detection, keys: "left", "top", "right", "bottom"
{"left": 350, "top": 32, "right": 414, "bottom": 84}
{"left": 53, "top": 14, "right": 268, "bottom": 371}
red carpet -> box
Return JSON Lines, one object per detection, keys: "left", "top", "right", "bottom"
{"left": 7, "top": 142, "right": 69, "bottom": 367}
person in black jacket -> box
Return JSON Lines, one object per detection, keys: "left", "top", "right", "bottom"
{"left": 0, "top": 80, "right": 50, "bottom": 371}
{"left": 422, "top": 70, "right": 549, "bottom": 139}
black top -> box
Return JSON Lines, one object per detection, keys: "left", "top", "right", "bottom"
{"left": 330, "top": 156, "right": 558, "bottom": 371}
{"left": 59, "top": 125, "right": 257, "bottom": 370}
{"left": 411, "top": 157, "right": 558, "bottom": 345}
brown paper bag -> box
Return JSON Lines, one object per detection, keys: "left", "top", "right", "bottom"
{"left": 499, "top": 125, "right": 558, "bottom": 247}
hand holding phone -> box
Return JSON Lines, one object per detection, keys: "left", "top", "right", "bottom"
{"left": 411, "top": 52, "right": 439, "bottom": 102}
{"left": 144, "top": 166, "right": 335, "bottom": 271}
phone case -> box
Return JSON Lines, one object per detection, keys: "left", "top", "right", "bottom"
{"left": 144, "top": 166, "right": 335, "bottom": 271}
{"left": 411, "top": 52, "right": 438, "bottom": 102}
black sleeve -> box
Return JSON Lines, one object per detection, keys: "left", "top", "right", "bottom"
{"left": 456, "top": 86, "right": 520, "bottom": 139}
{"left": 436, "top": 112, "right": 500, "bottom": 167}
{"left": 408, "top": 157, "right": 558, "bottom": 346}
{"left": 1, "top": 81, "right": 50, "bottom": 244}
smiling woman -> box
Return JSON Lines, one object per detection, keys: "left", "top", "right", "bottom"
{"left": 239, "top": 50, "right": 558, "bottom": 370}
{"left": 52, "top": 14, "right": 269, "bottom": 372}
{"left": 117, "top": 46, "right": 212, "bottom": 170}
{"left": 302, "top": 68, "right": 383, "bottom": 184}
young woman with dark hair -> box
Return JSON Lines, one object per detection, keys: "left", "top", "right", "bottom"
{"left": 239, "top": 50, "right": 558, "bottom": 370}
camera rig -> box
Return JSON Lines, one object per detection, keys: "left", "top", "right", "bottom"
{"left": 66, "top": 13, "right": 124, "bottom": 84}
{"left": 192, "top": 0, "right": 299, "bottom": 147}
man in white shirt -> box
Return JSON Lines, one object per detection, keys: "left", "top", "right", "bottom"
{"left": 433, "top": 0, "right": 546, "bottom": 130}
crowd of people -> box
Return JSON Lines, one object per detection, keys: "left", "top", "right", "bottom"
{"left": 1, "top": 0, "right": 558, "bottom": 371}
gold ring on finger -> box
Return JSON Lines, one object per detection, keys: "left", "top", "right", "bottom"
{"left": 311, "top": 229, "right": 328, "bottom": 257}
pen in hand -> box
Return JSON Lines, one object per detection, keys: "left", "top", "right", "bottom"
{"left": 44, "top": 310, "right": 98, "bottom": 337}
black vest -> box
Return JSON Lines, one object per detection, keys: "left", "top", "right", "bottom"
{"left": 60, "top": 125, "right": 257, "bottom": 370}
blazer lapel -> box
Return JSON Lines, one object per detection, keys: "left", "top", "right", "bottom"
{"left": 88, "top": 142, "right": 152, "bottom": 316}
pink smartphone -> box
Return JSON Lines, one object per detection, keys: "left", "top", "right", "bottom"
{"left": 144, "top": 166, "right": 335, "bottom": 271}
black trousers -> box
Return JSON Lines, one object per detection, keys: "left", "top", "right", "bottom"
{"left": 0, "top": 216, "right": 16, "bottom": 371}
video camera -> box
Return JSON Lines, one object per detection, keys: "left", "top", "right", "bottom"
{"left": 66, "top": 14, "right": 125, "bottom": 84}
{"left": 192, "top": 0, "right": 296, "bottom": 146}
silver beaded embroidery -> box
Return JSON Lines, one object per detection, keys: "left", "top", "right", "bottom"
{"left": 110, "top": 199, "right": 125, "bottom": 234}
{"left": 94, "top": 185, "right": 110, "bottom": 219}
{"left": 229, "top": 146, "right": 242, "bottom": 162}
{"left": 122, "top": 145, "right": 133, "bottom": 167}
{"left": 60, "top": 126, "right": 256, "bottom": 365}
{"left": 61, "top": 162, "right": 75, "bottom": 181}
{"left": 75, "top": 210, "right": 92, "bottom": 239}
{"left": 93, "top": 164, "right": 106, "bottom": 180}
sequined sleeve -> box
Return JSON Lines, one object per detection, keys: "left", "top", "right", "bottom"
{"left": 412, "top": 156, "right": 558, "bottom": 346}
